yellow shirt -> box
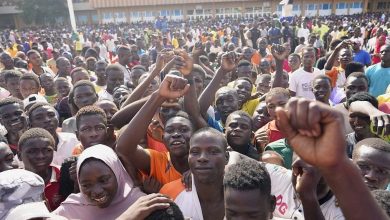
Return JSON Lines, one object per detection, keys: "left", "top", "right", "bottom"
{"left": 241, "top": 98, "right": 260, "bottom": 116}
{"left": 172, "top": 38, "right": 179, "bottom": 49}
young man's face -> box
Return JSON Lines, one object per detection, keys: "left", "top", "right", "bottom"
{"left": 72, "top": 71, "right": 90, "bottom": 85}
{"left": 39, "top": 74, "right": 55, "bottom": 92}
{"left": 19, "top": 79, "right": 40, "bottom": 99}
{"left": 95, "top": 63, "right": 108, "bottom": 82}
{"left": 252, "top": 103, "right": 271, "bottom": 132}
{"left": 256, "top": 77, "right": 271, "bottom": 95}
{"left": 312, "top": 78, "right": 331, "bottom": 104}
{"left": 0, "top": 142, "right": 18, "bottom": 172}
{"left": 349, "top": 111, "right": 371, "bottom": 137}
{"left": 225, "top": 114, "right": 253, "bottom": 149}
{"left": 57, "top": 59, "right": 72, "bottom": 75}
{"left": 163, "top": 117, "right": 193, "bottom": 158}
{"left": 344, "top": 76, "right": 368, "bottom": 100}
{"left": 215, "top": 90, "right": 239, "bottom": 123}
{"left": 265, "top": 94, "right": 289, "bottom": 119}
{"left": 0, "top": 103, "right": 26, "bottom": 133}
{"left": 237, "top": 66, "right": 252, "bottom": 79}
{"left": 73, "top": 85, "right": 98, "bottom": 109}
{"left": 6, "top": 77, "right": 22, "bottom": 98}
{"left": 302, "top": 49, "right": 316, "bottom": 69}
{"left": 113, "top": 88, "right": 130, "bottom": 108}
{"left": 233, "top": 79, "right": 252, "bottom": 107}
{"left": 19, "top": 137, "right": 54, "bottom": 174}
{"left": 77, "top": 114, "right": 107, "bottom": 149}
{"left": 338, "top": 49, "right": 352, "bottom": 67}
{"left": 288, "top": 55, "right": 301, "bottom": 71}
{"left": 106, "top": 70, "right": 124, "bottom": 94}
{"left": 95, "top": 101, "right": 118, "bottom": 125}
{"left": 353, "top": 145, "right": 390, "bottom": 190}
{"left": 130, "top": 69, "right": 145, "bottom": 88}
{"left": 30, "top": 106, "right": 59, "bottom": 135}
{"left": 55, "top": 80, "right": 71, "bottom": 97}
{"left": 28, "top": 53, "right": 42, "bottom": 66}
{"left": 188, "top": 133, "right": 228, "bottom": 184}
{"left": 192, "top": 71, "right": 204, "bottom": 98}
{"left": 0, "top": 53, "right": 14, "bottom": 69}
{"left": 225, "top": 187, "right": 275, "bottom": 220}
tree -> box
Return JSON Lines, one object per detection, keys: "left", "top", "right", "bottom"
{"left": 16, "top": 0, "right": 69, "bottom": 25}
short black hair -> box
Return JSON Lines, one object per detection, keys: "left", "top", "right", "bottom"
{"left": 312, "top": 74, "right": 331, "bottom": 86}
{"left": 27, "top": 102, "right": 55, "bottom": 119}
{"left": 226, "top": 110, "right": 253, "bottom": 130}
{"left": 4, "top": 69, "right": 22, "bottom": 84}
{"left": 266, "top": 87, "right": 290, "bottom": 100}
{"left": 345, "top": 62, "right": 364, "bottom": 77}
{"left": 347, "top": 92, "right": 378, "bottom": 109}
{"left": 106, "top": 64, "right": 124, "bottom": 76}
{"left": 288, "top": 53, "right": 301, "bottom": 60}
{"left": 20, "top": 73, "right": 40, "bottom": 88}
{"left": 347, "top": 72, "right": 369, "bottom": 84}
{"left": 18, "top": 128, "right": 55, "bottom": 150}
{"left": 224, "top": 159, "right": 271, "bottom": 198}
{"left": 165, "top": 110, "right": 192, "bottom": 126}
{"left": 371, "top": 190, "right": 390, "bottom": 216}
{"left": 75, "top": 105, "right": 107, "bottom": 129}
{"left": 132, "top": 65, "right": 146, "bottom": 71}
{"left": 234, "top": 77, "right": 253, "bottom": 88}
{"left": 68, "top": 80, "right": 97, "bottom": 112}
{"left": 26, "top": 49, "right": 40, "bottom": 58}
{"left": 0, "top": 97, "right": 23, "bottom": 109}
{"left": 145, "top": 201, "right": 184, "bottom": 220}
{"left": 353, "top": 138, "right": 390, "bottom": 159}
{"left": 190, "top": 127, "right": 228, "bottom": 150}
{"left": 237, "top": 60, "right": 251, "bottom": 68}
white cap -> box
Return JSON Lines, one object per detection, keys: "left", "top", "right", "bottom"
{"left": 22, "top": 94, "right": 48, "bottom": 110}
{"left": 5, "top": 202, "right": 56, "bottom": 220}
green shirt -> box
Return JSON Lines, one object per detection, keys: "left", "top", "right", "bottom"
{"left": 265, "top": 138, "right": 293, "bottom": 169}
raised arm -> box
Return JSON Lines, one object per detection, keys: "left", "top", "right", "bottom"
{"left": 324, "top": 40, "right": 349, "bottom": 71}
{"left": 271, "top": 44, "right": 289, "bottom": 88}
{"left": 116, "top": 75, "right": 190, "bottom": 175}
{"left": 174, "top": 50, "right": 208, "bottom": 129}
{"left": 111, "top": 96, "right": 149, "bottom": 129}
{"left": 121, "top": 53, "right": 170, "bottom": 107}
{"left": 276, "top": 98, "right": 389, "bottom": 220}
{"left": 198, "top": 52, "right": 237, "bottom": 118}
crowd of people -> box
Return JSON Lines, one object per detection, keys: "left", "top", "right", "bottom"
{"left": 0, "top": 12, "right": 390, "bottom": 220}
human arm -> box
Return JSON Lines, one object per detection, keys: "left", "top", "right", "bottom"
{"left": 293, "top": 159, "right": 326, "bottom": 220}
{"left": 276, "top": 98, "right": 389, "bottom": 220}
{"left": 324, "top": 40, "right": 349, "bottom": 71}
{"left": 271, "top": 44, "right": 289, "bottom": 88}
{"left": 348, "top": 101, "right": 390, "bottom": 136}
{"left": 175, "top": 50, "right": 209, "bottom": 129}
{"left": 121, "top": 53, "right": 171, "bottom": 107}
{"left": 116, "top": 75, "right": 190, "bottom": 175}
{"left": 192, "top": 42, "right": 215, "bottom": 76}
{"left": 111, "top": 96, "right": 149, "bottom": 129}
{"left": 198, "top": 52, "right": 237, "bottom": 118}
{"left": 116, "top": 194, "right": 171, "bottom": 220}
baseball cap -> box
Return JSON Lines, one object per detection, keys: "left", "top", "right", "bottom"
{"left": 0, "top": 169, "right": 47, "bottom": 219}
{"left": 23, "top": 94, "right": 48, "bottom": 110}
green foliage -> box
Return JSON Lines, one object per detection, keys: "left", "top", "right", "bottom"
{"left": 15, "top": 0, "right": 69, "bottom": 25}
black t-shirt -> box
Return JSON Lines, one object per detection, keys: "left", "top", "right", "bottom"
{"left": 250, "top": 28, "right": 261, "bottom": 49}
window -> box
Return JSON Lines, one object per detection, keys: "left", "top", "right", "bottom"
{"left": 293, "top": 4, "right": 300, "bottom": 11}
{"left": 195, "top": 9, "right": 203, "bottom": 15}
{"left": 225, "top": 8, "right": 232, "bottom": 14}
{"left": 337, "top": 3, "right": 346, "bottom": 9}
{"left": 145, "top": 11, "right": 152, "bottom": 17}
{"left": 277, "top": 5, "right": 283, "bottom": 11}
{"left": 321, "top": 3, "right": 331, "bottom": 10}
{"left": 187, "top": 10, "right": 194, "bottom": 15}
{"left": 131, "top": 12, "right": 139, "bottom": 18}
{"left": 174, "top": 10, "right": 181, "bottom": 16}
{"left": 245, "top": 7, "right": 253, "bottom": 13}
{"left": 307, "top": 4, "right": 317, "bottom": 10}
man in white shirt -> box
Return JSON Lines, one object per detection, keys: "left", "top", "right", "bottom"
{"left": 98, "top": 64, "right": 125, "bottom": 102}
{"left": 116, "top": 45, "right": 132, "bottom": 85}
{"left": 289, "top": 47, "right": 322, "bottom": 99}
{"left": 297, "top": 22, "right": 310, "bottom": 43}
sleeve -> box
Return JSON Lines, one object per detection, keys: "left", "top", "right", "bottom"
{"left": 145, "top": 149, "right": 166, "bottom": 181}
{"left": 364, "top": 53, "right": 371, "bottom": 65}
{"left": 288, "top": 73, "right": 297, "bottom": 92}
{"left": 207, "top": 115, "right": 223, "bottom": 132}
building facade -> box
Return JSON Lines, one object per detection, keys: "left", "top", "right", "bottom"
{"left": 1, "top": 0, "right": 389, "bottom": 27}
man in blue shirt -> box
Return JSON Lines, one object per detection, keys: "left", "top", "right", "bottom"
{"left": 268, "top": 21, "right": 282, "bottom": 45}
{"left": 352, "top": 40, "right": 371, "bottom": 67}
{"left": 365, "top": 45, "right": 390, "bottom": 97}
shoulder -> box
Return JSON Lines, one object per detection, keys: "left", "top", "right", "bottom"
{"left": 159, "top": 179, "right": 185, "bottom": 200}
{"left": 57, "top": 132, "right": 78, "bottom": 141}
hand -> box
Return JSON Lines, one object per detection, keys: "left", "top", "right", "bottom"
{"left": 220, "top": 51, "right": 237, "bottom": 73}
{"left": 335, "top": 40, "right": 351, "bottom": 51}
{"left": 116, "top": 194, "right": 171, "bottom": 220}
{"left": 371, "top": 113, "right": 390, "bottom": 136}
{"left": 276, "top": 98, "right": 347, "bottom": 168}
{"left": 142, "top": 177, "right": 163, "bottom": 194}
{"left": 254, "top": 129, "right": 269, "bottom": 151}
{"left": 158, "top": 74, "right": 190, "bottom": 99}
{"left": 192, "top": 41, "right": 204, "bottom": 57}
{"left": 174, "top": 49, "right": 193, "bottom": 76}
{"left": 181, "top": 170, "right": 192, "bottom": 191}
{"left": 271, "top": 44, "right": 289, "bottom": 61}
{"left": 292, "top": 159, "right": 321, "bottom": 198}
